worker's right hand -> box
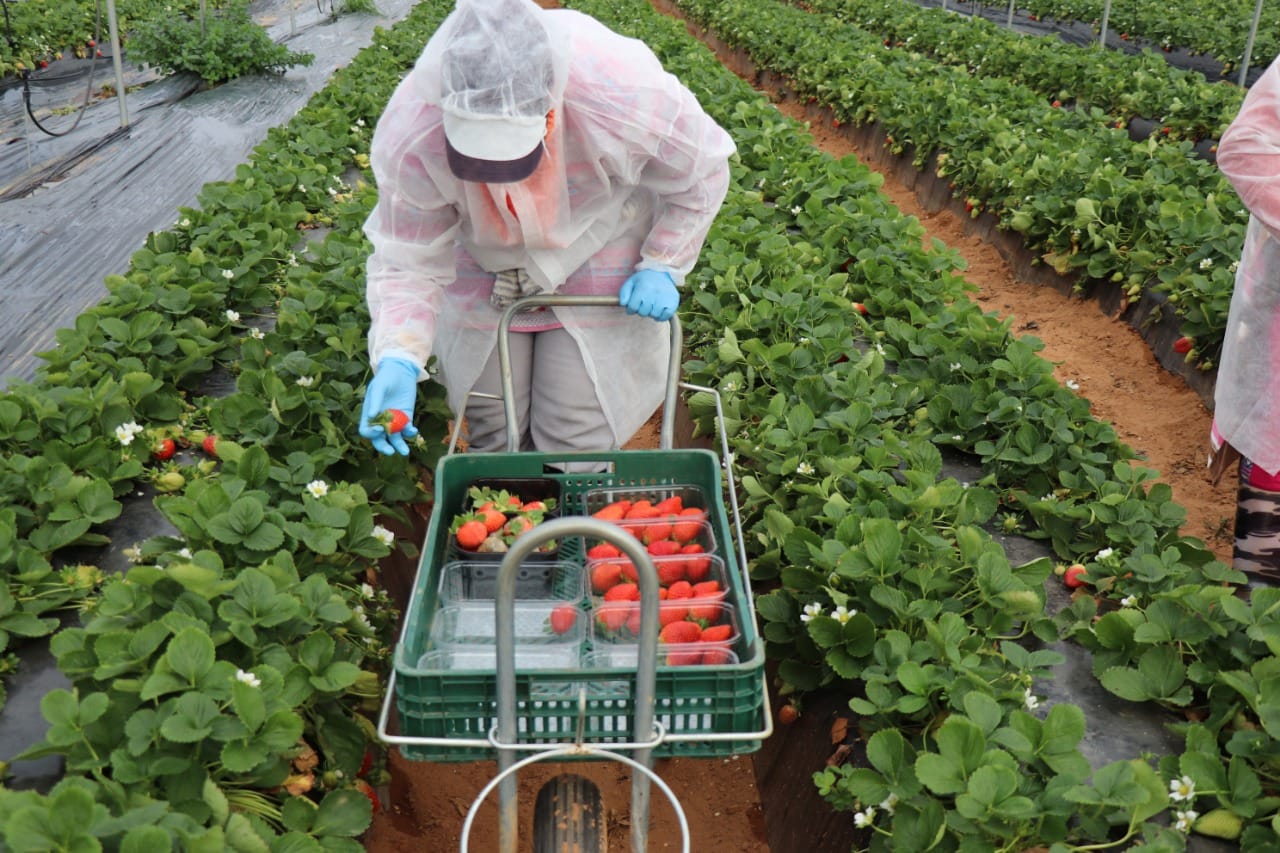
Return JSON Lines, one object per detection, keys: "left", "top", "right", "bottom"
{"left": 619, "top": 270, "right": 679, "bottom": 322}
{"left": 358, "top": 356, "right": 421, "bottom": 456}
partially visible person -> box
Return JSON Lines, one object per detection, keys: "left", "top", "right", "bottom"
{"left": 1208, "top": 53, "right": 1280, "bottom": 581}
{"left": 356, "top": 0, "right": 734, "bottom": 458}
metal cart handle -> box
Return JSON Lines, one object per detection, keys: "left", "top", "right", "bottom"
{"left": 496, "top": 294, "right": 683, "bottom": 452}
{"left": 491, "top": 515, "right": 665, "bottom": 853}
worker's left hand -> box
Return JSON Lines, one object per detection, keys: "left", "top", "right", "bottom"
{"left": 619, "top": 270, "right": 679, "bottom": 322}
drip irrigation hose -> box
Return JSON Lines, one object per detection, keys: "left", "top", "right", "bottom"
{"left": 3, "top": 0, "right": 102, "bottom": 137}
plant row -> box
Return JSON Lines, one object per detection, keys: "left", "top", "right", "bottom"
{"left": 970, "top": 0, "right": 1280, "bottom": 72}
{"left": 680, "top": 0, "right": 1242, "bottom": 370}
{"left": 580, "top": 0, "right": 1277, "bottom": 847}
{"left": 808, "top": 0, "right": 1244, "bottom": 141}
{"left": 0, "top": 1, "right": 457, "bottom": 848}
{"left": 0, "top": 0, "right": 217, "bottom": 77}
{"left": 0, "top": 0, "right": 1268, "bottom": 848}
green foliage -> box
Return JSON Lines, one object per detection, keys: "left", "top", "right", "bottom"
{"left": 127, "top": 2, "right": 314, "bottom": 84}
{"left": 0, "top": 0, "right": 452, "bottom": 845}
{"left": 570, "top": 0, "right": 1280, "bottom": 847}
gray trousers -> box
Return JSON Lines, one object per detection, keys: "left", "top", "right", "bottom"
{"left": 464, "top": 327, "right": 616, "bottom": 460}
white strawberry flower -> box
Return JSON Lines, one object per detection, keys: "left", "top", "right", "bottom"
{"left": 800, "top": 602, "right": 823, "bottom": 623}
{"left": 221, "top": 269, "right": 234, "bottom": 280}
{"left": 115, "top": 421, "right": 144, "bottom": 445}
{"left": 235, "top": 669, "right": 261, "bottom": 688}
{"left": 306, "top": 480, "right": 329, "bottom": 499}
{"left": 853, "top": 806, "right": 876, "bottom": 828}
{"left": 879, "top": 793, "right": 898, "bottom": 814}
{"left": 372, "top": 525, "right": 394, "bottom": 546}
{"left": 225, "top": 309, "right": 240, "bottom": 323}
{"left": 1174, "top": 809, "right": 1198, "bottom": 833}
{"left": 250, "top": 327, "right": 265, "bottom": 340}
{"left": 296, "top": 376, "right": 314, "bottom": 388}
{"left": 831, "top": 605, "right": 855, "bottom": 624}
{"left": 1024, "top": 688, "right": 1040, "bottom": 711}
{"left": 1121, "top": 595, "right": 1137, "bottom": 607}
{"left": 796, "top": 461, "right": 815, "bottom": 476}
{"left": 1168, "top": 775, "right": 1195, "bottom": 802}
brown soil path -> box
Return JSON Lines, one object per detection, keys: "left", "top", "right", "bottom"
{"left": 364, "top": 2, "right": 1239, "bottom": 850}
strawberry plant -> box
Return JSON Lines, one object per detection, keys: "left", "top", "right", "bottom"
{"left": 572, "top": 0, "right": 1280, "bottom": 846}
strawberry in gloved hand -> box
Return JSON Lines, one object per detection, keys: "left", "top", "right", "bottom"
{"left": 619, "top": 270, "right": 678, "bottom": 322}
{"left": 358, "top": 357, "right": 421, "bottom": 456}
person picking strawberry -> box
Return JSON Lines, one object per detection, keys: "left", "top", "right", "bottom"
{"left": 1207, "top": 52, "right": 1280, "bottom": 588}
{"left": 356, "top": 0, "right": 733, "bottom": 458}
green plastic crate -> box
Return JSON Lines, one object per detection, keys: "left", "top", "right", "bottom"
{"left": 392, "top": 449, "right": 767, "bottom": 762}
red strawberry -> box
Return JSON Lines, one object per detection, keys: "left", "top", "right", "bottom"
{"left": 202, "top": 434, "right": 219, "bottom": 457}
{"left": 667, "top": 581, "right": 693, "bottom": 600}
{"left": 152, "top": 437, "right": 176, "bottom": 461}
{"left": 592, "top": 500, "right": 631, "bottom": 521}
{"left": 700, "top": 648, "right": 734, "bottom": 665}
{"left": 626, "top": 608, "right": 641, "bottom": 636}
{"left": 477, "top": 504, "right": 506, "bottom": 533}
{"left": 691, "top": 580, "right": 722, "bottom": 599}
{"left": 591, "top": 562, "right": 623, "bottom": 594}
{"left": 358, "top": 747, "right": 375, "bottom": 778}
{"left": 666, "top": 648, "right": 703, "bottom": 666}
{"left": 618, "top": 559, "right": 639, "bottom": 583}
{"left": 354, "top": 779, "right": 380, "bottom": 814}
{"left": 671, "top": 508, "right": 705, "bottom": 542}
{"left": 384, "top": 408, "right": 409, "bottom": 434}
{"left": 624, "top": 500, "right": 658, "bottom": 520}
{"left": 659, "top": 620, "right": 702, "bottom": 644}
{"left": 604, "top": 583, "right": 639, "bottom": 602}
{"left": 852, "top": 302, "right": 868, "bottom": 315}
{"left": 596, "top": 603, "right": 629, "bottom": 633}
{"left": 454, "top": 518, "right": 488, "bottom": 551}
{"left": 777, "top": 704, "right": 800, "bottom": 725}
{"left": 653, "top": 496, "right": 684, "bottom": 514}
{"left": 648, "top": 539, "right": 682, "bottom": 558}
{"left": 521, "top": 500, "right": 548, "bottom": 513}
{"left": 587, "top": 542, "right": 622, "bottom": 561}
{"left": 688, "top": 601, "right": 722, "bottom": 626}
{"left": 1064, "top": 564, "right": 1088, "bottom": 589}
{"left": 656, "top": 560, "right": 686, "bottom": 586}
{"left": 1173, "top": 336, "right": 1194, "bottom": 354}
{"left": 701, "top": 624, "right": 733, "bottom": 642}
{"left": 680, "top": 544, "right": 711, "bottom": 582}
{"left": 659, "top": 603, "right": 689, "bottom": 626}
{"left": 549, "top": 605, "right": 577, "bottom": 635}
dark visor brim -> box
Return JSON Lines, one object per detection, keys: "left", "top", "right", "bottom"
{"left": 445, "top": 138, "right": 543, "bottom": 183}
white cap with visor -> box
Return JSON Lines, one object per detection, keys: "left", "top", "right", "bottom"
{"left": 438, "top": 0, "right": 557, "bottom": 183}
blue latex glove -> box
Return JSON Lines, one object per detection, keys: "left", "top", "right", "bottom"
{"left": 618, "top": 270, "right": 679, "bottom": 322}
{"left": 358, "top": 356, "right": 421, "bottom": 456}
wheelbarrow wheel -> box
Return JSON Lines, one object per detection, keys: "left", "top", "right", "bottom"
{"left": 532, "top": 773, "right": 607, "bottom": 853}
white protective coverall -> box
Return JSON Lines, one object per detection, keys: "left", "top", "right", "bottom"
{"left": 362, "top": 0, "right": 735, "bottom": 448}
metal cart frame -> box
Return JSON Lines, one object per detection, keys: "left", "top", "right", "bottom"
{"left": 376, "top": 295, "right": 772, "bottom": 852}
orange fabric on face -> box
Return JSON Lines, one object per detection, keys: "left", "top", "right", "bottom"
{"left": 479, "top": 116, "right": 562, "bottom": 247}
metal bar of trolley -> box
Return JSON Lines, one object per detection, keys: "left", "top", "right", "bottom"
{"left": 497, "top": 294, "right": 682, "bottom": 452}
{"left": 492, "top": 517, "right": 663, "bottom": 853}
{"left": 377, "top": 293, "right": 773, "bottom": 850}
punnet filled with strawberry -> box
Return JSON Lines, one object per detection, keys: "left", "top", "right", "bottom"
{"left": 447, "top": 482, "right": 561, "bottom": 556}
